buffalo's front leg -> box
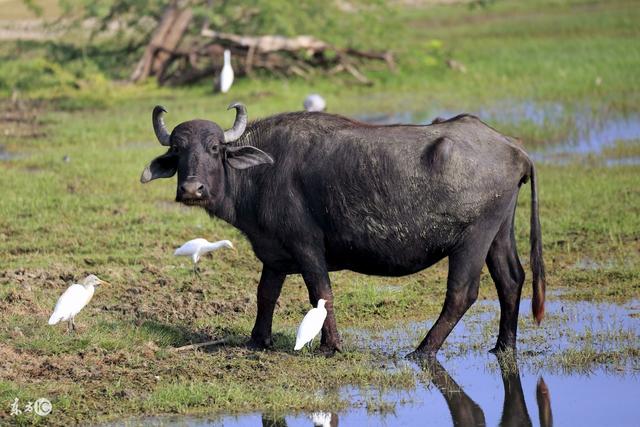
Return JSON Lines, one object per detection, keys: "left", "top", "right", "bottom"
{"left": 249, "top": 267, "right": 286, "bottom": 348}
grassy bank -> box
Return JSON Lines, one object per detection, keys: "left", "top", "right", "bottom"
{"left": 1, "top": 0, "right": 639, "bottom": 425}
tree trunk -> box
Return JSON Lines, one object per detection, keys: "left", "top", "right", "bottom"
{"left": 130, "top": 4, "right": 192, "bottom": 82}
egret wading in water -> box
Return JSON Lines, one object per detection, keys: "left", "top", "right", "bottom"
{"left": 48, "top": 274, "right": 110, "bottom": 332}
{"left": 294, "top": 299, "right": 328, "bottom": 351}
{"left": 174, "top": 238, "right": 233, "bottom": 276}
{"left": 219, "top": 49, "right": 234, "bottom": 93}
{"left": 303, "top": 94, "right": 326, "bottom": 112}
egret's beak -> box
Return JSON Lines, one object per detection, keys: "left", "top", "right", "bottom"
{"left": 98, "top": 279, "right": 111, "bottom": 286}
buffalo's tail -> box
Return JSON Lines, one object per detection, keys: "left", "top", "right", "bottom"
{"left": 529, "top": 163, "right": 546, "bottom": 324}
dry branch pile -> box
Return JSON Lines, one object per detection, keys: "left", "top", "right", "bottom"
{"left": 130, "top": 5, "right": 395, "bottom": 88}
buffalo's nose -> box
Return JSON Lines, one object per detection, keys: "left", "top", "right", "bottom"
{"left": 180, "top": 181, "right": 205, "bottom": 199}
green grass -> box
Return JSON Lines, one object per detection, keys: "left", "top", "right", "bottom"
{"left": 1, "top": 0, "right": 639, "bottom": 111}
{"left": 1, "top": 0, "right": 639, "bottom": 425}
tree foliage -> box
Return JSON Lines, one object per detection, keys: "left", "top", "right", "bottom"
{"left": 51, "top": 0, "right": 392, "bottom": 49}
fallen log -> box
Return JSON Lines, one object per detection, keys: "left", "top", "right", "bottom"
{"left": 201, "top": 28, "right": 329, "bottom": 53}
{"left": 132, "top": 14, "right": 395, "bottom": 86}
{"left": 170, "top": 338, "right": 229, "bottom": 352}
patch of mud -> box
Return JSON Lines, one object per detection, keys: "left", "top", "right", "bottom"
{"left": 0, "top": 99, "right": 47, "bottom": 140}
{"left": 574, "top": 257, "right": 616, "bottom": 271}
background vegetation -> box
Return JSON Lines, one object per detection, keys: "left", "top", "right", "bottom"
{"left": 0, "top": 0, "right": 638, "bottom": 425}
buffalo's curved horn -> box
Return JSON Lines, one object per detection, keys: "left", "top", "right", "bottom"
{"left": 223, "top": 102, "right": 247, "bottom": 143}
{"left": 152, "top": 105, "right": 171, "bottom": 146}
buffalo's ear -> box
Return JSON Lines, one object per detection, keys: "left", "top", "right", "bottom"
{"left": 140, "top": 153, "right": 178, "bottom": 183}
{"left": 225, "top": 145, "right": 274, "bottom": 170}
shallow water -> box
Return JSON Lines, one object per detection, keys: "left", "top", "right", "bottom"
{"left": 108, "top": 299, "right": 640, "bottom": 426}
{"left": 357, "top": 102, "right": 640, "bottom": 165}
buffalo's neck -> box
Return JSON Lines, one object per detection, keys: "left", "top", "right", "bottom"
{"left": 212, "top": 124, "right": 268, "bottom": 230}
{"left": 211, "top": 163, "right": 261, "bottom": 234}
{"left": 210, "top": 194, "right": 237, "bottom": 225}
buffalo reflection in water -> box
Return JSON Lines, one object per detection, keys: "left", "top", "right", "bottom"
{"left": 422, "top": 356, "right": 553, "bottom": 427}
{"left": 259, "top": 356, "right": 551, "bottom": 427}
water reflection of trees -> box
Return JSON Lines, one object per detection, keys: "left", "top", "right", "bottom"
{"left": 423, "top": 356, "right": 553, "bottom": 427}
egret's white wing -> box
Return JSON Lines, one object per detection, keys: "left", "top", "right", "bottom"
{"left": 294, "top": 307, "right": 327, "bottom": 350}
{"left": 174, "top": 238, "right": 207, "bottom": 256}
{"left": 48, "top": 284, "right": 89, "bottom": 324}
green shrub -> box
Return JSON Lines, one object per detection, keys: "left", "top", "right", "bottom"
{"left": 0, "top": 57, "right": 106, "bottom": 93}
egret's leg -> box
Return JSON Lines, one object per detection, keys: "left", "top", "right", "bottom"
{"left": 250, "top": 267, "right": 286, "bottom": 348}
{"left": 67, "top": 318, "right": 73, "bottom": 334}
{"left": 71, "top": 317, "right": 77, "bottom": 332}
{"left": 193, "top": 263, "right": 202, "bottom": 279}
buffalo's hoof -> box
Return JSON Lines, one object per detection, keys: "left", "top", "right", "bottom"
{"left": 489, "top": 342, "right": 516, "bottom": 355}
{"left": 247, "top": 336, "right": 272, "bottom": 350}
{"left": 318, "top": 343, "right": 341, "bottom": 357}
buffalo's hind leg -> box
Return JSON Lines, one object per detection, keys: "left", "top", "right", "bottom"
{"left": 409, "top": 243, "right": 489, "bottom": 358}
{"left": 291, "top": 246, "right": 341, "bottom": 354}
{"left": 249, "top": 267, "right": 286, "bottom": 349}
{"left": 487, "top": 210, "right": 525, "bottom": 353}
{"left": 301, "top": 267, "right": 342, "bottom": 354}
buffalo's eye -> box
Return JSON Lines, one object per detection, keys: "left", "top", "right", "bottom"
{"left": 207, "top": 145, "right": 219, "bottom": 155}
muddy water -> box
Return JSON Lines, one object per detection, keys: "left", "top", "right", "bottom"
{"left": 357, "top": 102, "right": 640, "bottom": 165}
{"left": 112, "top": 299, "right": 640, "bottom": 426}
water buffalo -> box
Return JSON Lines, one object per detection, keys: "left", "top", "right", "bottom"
{"left": 141, "top": 103, "right": 546, "bottom": 357}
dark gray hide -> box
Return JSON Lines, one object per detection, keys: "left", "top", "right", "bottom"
{"left": 141, "top": 106, "right": 546, "bottom": 357}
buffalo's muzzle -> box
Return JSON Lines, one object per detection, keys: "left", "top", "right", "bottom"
{"left": 179, "top": 181, "right": 205, "bottom": 200}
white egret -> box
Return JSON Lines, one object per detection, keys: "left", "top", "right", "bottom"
{"left": 174, "top": 238, "right": 233, "bottom": 275}
{"left": 303, "top": 94, "right": 326, "bottom": 112}
{"left": 48, "top": 274, "right": 110, "bottom": 332}
{"left": 219, "top": 49, "right": 234, "bottom": 93}
{"left": 294, "top": 299, "right": 327, "bottom": 351}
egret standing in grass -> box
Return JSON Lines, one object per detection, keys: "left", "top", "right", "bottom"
{"left": 294, "top": 299, "right": 327, "bottom": 351}
{"left": 48, "top": 274, "right": 110, "bottom": 332}
{"left": 174, "top": 238, "right": 233, "bottom": 276}
{"left": 219, "top": 49, "right": 234, "bottom": 93}
{"left": 303, "top": 94, "right": 326, "bottom": 112}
